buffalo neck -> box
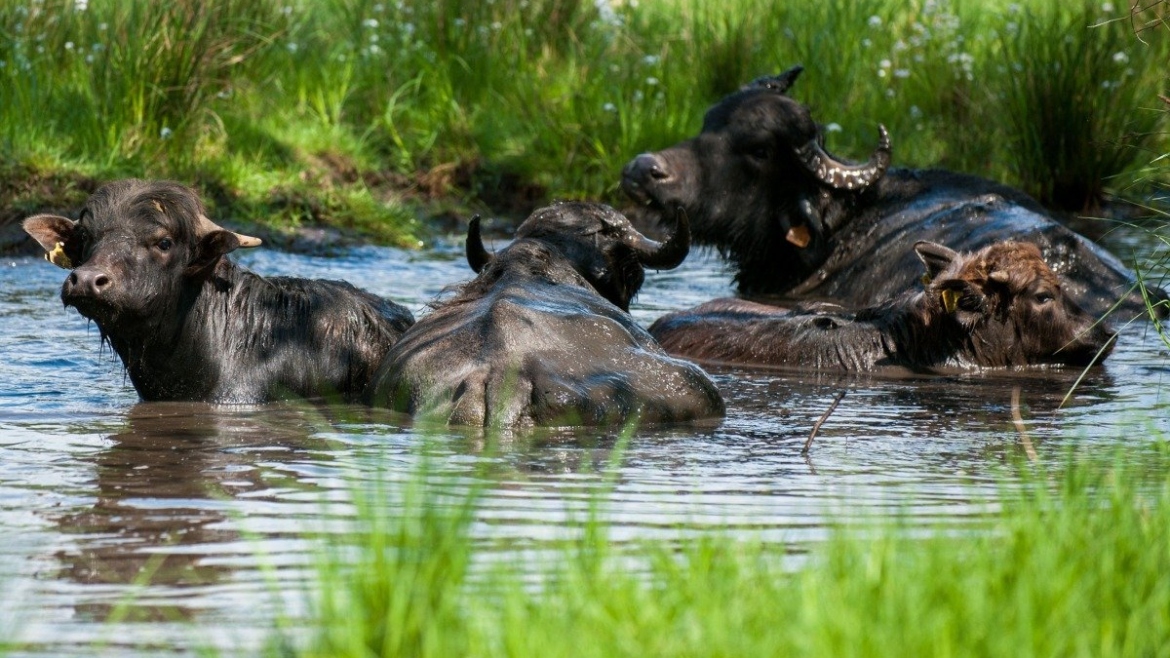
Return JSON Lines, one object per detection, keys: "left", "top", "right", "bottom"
{"left": 103, "top": 258, "right": 245, "bottom": 401}
{"left": 863, "top": 291, "right": 979, "bottom": 369}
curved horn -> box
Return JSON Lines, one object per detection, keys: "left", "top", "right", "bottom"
{"left": 197, "top": 214, "right": 262, "bottom": 248}
{"left": 630, "top": 205, "right": 691, "bottom": 270}
{"left": 465, "top": 215, "right": 493, "bottom": 274}
{"left": 745, "top": 65, "right": 804, "bottom": 94}
{"left": 796, "top": 124, "right": 891, "bottom": 191}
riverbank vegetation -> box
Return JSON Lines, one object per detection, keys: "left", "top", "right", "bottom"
{"left": 1, "top": 0, "right": 1167, "bottom": 247}
{"left": 269, "top": 444, "right": 1170, "bottom": 657}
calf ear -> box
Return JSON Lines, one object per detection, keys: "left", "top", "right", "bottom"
{"left": 914, "top": 241, "right": 957, "bottom": 282}
{"left": 185, "top": 230, "right": 242, "bottom": 278}
{"left": 23, "top": 214, "right": 82, "bottom": 269}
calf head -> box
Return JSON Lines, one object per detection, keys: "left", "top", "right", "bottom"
{"left": 22, "top": 179, "right": 260, "bottom": 332}
{"left": 621, "top": 65, "right": 889, "bottom": 288}
{"left": 914, "top": 241, "right": 1115, "bottom": 367}
{"left": 465, "top": 201, "right": 690, "bottom": 311}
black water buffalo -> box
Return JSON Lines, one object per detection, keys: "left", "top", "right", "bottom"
{"left": 650, "top": 240, "right": 1116, "bottom": 371}
{"left": 366, "top": 202, "right": 725, "bottom": 427}
{"left": 22, "top": 179, "right": 414, "bottom": 403}
{"left": 622, "top": 65, "right": 1166, "bottom": 320}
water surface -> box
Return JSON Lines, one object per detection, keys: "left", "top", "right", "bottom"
{"left": 1, "top": 225, "right": 1167, "bottom": 656}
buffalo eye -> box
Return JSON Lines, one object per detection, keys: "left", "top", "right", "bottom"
{"left": 746, "top": 145, "right": 770, "bottom": 161}
{"left": 1034, "top": 291, "right": 1055, "bottom": 305}
{"left": 156, "top": 237, "right": 174, "bottom": 252}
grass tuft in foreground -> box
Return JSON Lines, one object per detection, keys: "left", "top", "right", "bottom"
{"left": 273, "top": 445, "right": 1170, "bottom": 658}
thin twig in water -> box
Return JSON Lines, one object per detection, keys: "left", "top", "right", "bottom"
{"left": 1011, "top": 386, "right": 1038, "bottom": 462}
{"left": 802, "top": 390, "right": 847, "bottom": 456}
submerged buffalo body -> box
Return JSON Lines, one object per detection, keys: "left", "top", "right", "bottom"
{"left": 622, "top": 65, "right": 1166, "bottom": 319}
{"left": 367, "top": 202, "right": 725, "bottom": 427}
{"left": 650, "top": 241, "right": 1116, "bottom": 371}
{"left": 23, "top": 179, "right": 414, "bottom": 403}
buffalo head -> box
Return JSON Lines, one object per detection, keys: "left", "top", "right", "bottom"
{"left": 464, "top": 201, "right": 690, "bottom": 311}
{"left": 22, "top": 179, "right": 261, "bottom": 330}
{"left": 915, "top": 240, "right": 1116, "bottom": 367}
{"left": 621, "top": 64, "right": 889, "bottom": 288}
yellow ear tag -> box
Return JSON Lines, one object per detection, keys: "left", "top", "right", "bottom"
{"left": 785, "top": 225, "right": 811, "bottom": 248}
{"left": 920, "top": 273, "right": 932, "bottom": 286}
{"left": 46, "top": 242, "right": 73, "bottom": 269}
{"left": 940, "top": 288, "right": 960, "bottom": 313}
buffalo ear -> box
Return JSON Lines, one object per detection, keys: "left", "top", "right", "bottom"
{"left": 23, "top": 214, "right": 82, "bottom": 269}
{"left": 747, "top": 65, "right": 804, "bottom": 93}
{"left": 185, "top": 230, "right": 242, "bottom": 278}
{"left": 914, "top": 241, "right": 957, "bottom": 282}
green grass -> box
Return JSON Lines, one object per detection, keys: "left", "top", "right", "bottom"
{"left": 269, "top": 444, "right": 1170, "bottom": 658}
{"left": 1, "top": 0, "right": 1167, "bottom": 245}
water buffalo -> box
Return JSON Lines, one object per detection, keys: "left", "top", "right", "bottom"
{"left": 366, "top": 202, "right": 725, "bottom": 427}
{"left": 650, "top": 241, "right": 1115, "bottom": 372}
{"left": 621, "top": 65, "right": 1167, "bottom": 320}
{"left": 22, "top": 179, "right": 414, "bottom": 403}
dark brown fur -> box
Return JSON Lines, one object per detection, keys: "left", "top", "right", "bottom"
{"left": 23, "top": 179, "right": 414, "bottom": 403}
{"left": 367, "top": 202, "right": 725, "bottom": 427}
{"left": 649, "top": 241, "right": 1116, "bottom": 371}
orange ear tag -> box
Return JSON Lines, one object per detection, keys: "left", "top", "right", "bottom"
{"left": 786, "top": 225, "right": 811, "bottom": 248}
{"left": 940, "top": 289, "right": 960, "bottom": 313}
{"left": 46, "top": 242, "right": 73, "bottom": 269}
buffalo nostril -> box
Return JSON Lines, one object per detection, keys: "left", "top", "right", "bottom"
{"left": 631, "top": 154, "right": 671, "bottom": 182}
{"left": 68, "top": 268, "right": 113, "bottom": 297}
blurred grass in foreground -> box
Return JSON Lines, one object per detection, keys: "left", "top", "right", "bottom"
{"left": 1, "top": 0, "right": 1167, "bottom": 244}
{"left": 270, "top": 443, "right": 1170, "bottom": 658}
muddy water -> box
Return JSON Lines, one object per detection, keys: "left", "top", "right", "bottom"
{"left": 1, "top": 227, "right": 1168, "bottom": 656}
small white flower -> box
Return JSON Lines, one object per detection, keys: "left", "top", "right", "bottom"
{"left": 363, "top": 18, "right": 378, "bottom": 28}
{"left": 909, "top": 105, "right": 923, "bottom": 119}
{"left": 642, "top": 54, "right": 659, "bottom": 66}
{"left": 1101, "top": 2, "right": 1114, "bottom": 12}
{"left": 645, "top": 76, "right": 659, "bottom": 86}
{"left": 160, "top": 126, "right": 173, "bottom": 139}
{"left": 894, "top": 68, "right": 910, "bottom": 78}
{"left": 633, "top": 89, "right": 644, "bottom": 102}
{"left": 1112, "top": 51, "right": 1128, "bottom": 64}
{"left": 373, "top": 3, "right": 384, "bottom": 11}
{"left": 868, "top": 15, "right": 882, "bottom": 28}
{"left": 287, "top": 42, "right": 298, "bottom": 53}
{"left": 861, "top": 38, "right": 872, "bottom": 48}
{"left": 1007, "top": 3, "right": 1021, "bottom": 13}
{"left": 825, "top": 123, "right": 843, "bottom": 133}
{"left": 879, "top": 58, "right": 892, "bottom": 69}
{"left": 74, "top": 0, "right": 88, "bottom": 10}
{"left": 885, "top": 88, "right": 896, "bottom": 99}
{"left": 603, "top": 102, "right": 616, "bottom": 112}
{"left": 491, "top": 21, "right": 502, "bottom": 30}
{"left": 454, "top": 18, "right": 466, "bottom": 27}
{"left": 64, "top": 41, "right": 74, "bottom": 50}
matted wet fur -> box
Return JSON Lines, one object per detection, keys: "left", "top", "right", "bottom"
{"left": 22, "top": 179, "right": 414, "bottom": 403}
{"left": 649, "top": 241, "right": 1116, "bottom": 371}
{"left": 366, "top": 202, "right": 724, "bottom": 427}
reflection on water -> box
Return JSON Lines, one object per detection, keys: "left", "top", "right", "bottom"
{"left": 0, "top": 229, "right": 1167, "bottom": 656}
